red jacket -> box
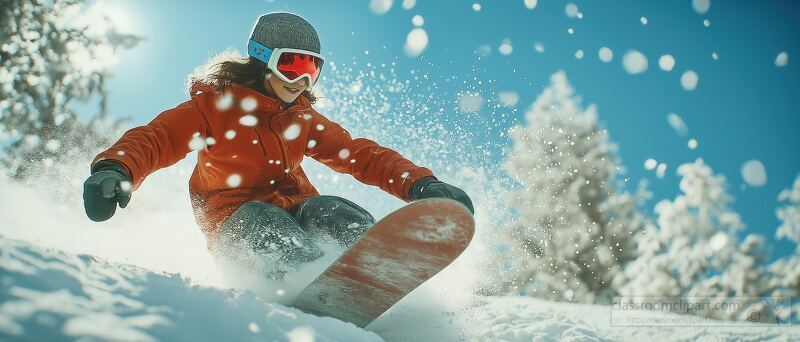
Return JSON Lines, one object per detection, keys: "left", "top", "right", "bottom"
{"left": 92, "top": 83, "right": 434, "bottom": 240}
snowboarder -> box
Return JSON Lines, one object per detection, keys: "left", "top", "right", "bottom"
{"left": 82, "top": 12, "right": 473, "bottom": 272}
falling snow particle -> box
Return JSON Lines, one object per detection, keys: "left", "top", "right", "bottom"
{"left": 239, "top": 115, "right": 258, "bottom": 127}
{"left": 338, "top": 149, "right": 351, "bottom": 159}
{"left": 349, "top": 81, "right": 363, "bottom": 94}
{"left": 534, "top": 42, "right": 545, "bottom": 53}
{"left": 688, "top": 138, "right": 698, "bottom": 149}
{"left": 567, "top": 27, "right": 574, "bottom": 34}
{"left": 742, "top": 160, "right": 767, "bottom": 187}
{"left": 119, "top": 181, "right": 132, "bottom": 192}
{"left": 575, "top": 50, "right": 584, "bottom": 59}
{"left": 45, "top": 139, "right": 61, "bottom": 152}
{"left": 401, "top": 171, "right": 410, "bottom": 179}
{"left": 524, "top": 0, "right": 538, "bottom": 10}
{"left": 622, "top": 50, "right": 648, "bottom": 74}
{"left": 667, "top": 113, "right": 688, "bottom": 136}
{"left": 659, "top": 55, "right": 675, "bottom": 71}
{"left": 315, "top": 124, "right": 325, "bottom": 131}
{"left": 703, "top": 19, "right": 711, "bottom": 27}
{"left": 565, "top": 3, "right": 579, "bottom": 18}
{"left": 215, "top": 93, "right": 233, "bottom": 111}
{"left": 226, "top": 174, "right": 242, "bottom": 187}
{"left": 401, "top": 0, "right": 416, "bottom": 10}
{"left": 205, "top": 137, "right": 216, "bottom": 146}
{"left": 598, "top": 47, "right": 614, "bottom": 62}
{"left": 472, "top": 3, "right": 481, "bottom": 11}
{"left": 307, "top": 140, "right": 317, "bottom": 149}
{"left": 775, "top": 51, "right": 789, "bottom": 67}
{"left": 240, "top": 97, "right": 258, "bottom": 112}
{"left": 499, "top": 39, "right": 513, "bottom": 55}
{"left": 276, "top": 288, "right": 286, "bottom": 296}
{"left": 188, "top": 136, "right": 205, "bottom": 150}
{"left": 283, "top": 124, "right": 301, "bottom": 140}
{"left": 412, "top": 15, "right": 424, "bottom": 26}
{"left": 640, "top": 17, "right": 648, "bottom": 25}
{"left": 712, "top": 52, "right": 719, "bottom": 60}
{"left": 692, "top": 0, "right": 711, "bottom": 14}
{"left": 656, "top": 163, "right": 667, "bottom": 178}
{"left": 680, "top": 70, "right": 699, "bottom": 91}
{"left": 54, "top": 114, "right": 66, "bottom": 126}
{"left": 644, "top": 158, "right": 658, "bottom": 170}
{"left": 404, "top": 28, "right": 429, "bottom": 57}
{"left": 225, "top": 130, "right": 237, "bottom": 140}
{"left": 116, "top": 150, "right": 126, "bottom": 156}
{"left": 248, "top": 323, "right": 260, "bottom": 334}
{"left": 369, "top": 0, "right": 393, "bottom": 15}
{"left": 458, "top": 92, "right": 484, "bottom": 112}
{"left": 499, "top": 91, "right": 519, "bottom": 107}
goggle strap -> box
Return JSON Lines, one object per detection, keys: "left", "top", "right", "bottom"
{"left": 247, "top": 40, "right": 273, "bottom": 65}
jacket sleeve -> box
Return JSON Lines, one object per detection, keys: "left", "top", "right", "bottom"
{"left": 91, "top": 96, "right": 211, "bottom": 190}
{"left": 305, "top": 112, "right": 434, "bottom": 201}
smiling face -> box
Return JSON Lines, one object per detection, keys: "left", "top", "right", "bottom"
{"left": 263, "top": 72, "right": 308, "bottom": 103}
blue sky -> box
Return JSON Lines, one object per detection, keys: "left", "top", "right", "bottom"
{"left": 93, "top": 0, "right": 799, "bottom": 258}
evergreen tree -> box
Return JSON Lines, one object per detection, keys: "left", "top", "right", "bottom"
{"left": 616, "top": 159, "right": 781, "bottom": 321}
{"left": 500, "top": 71, "right": 647, "bottom": 303}
{"left": 0, "top": 0, "right": 139, "bottom": 179}
{"left": 767, "top": 174, "right": 800, "bottom": 321}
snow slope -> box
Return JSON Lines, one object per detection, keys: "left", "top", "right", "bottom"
{"left": 0, "top": 237, "right": 379, "bottom": 341}
{"left": 1, "top": 158, "right": 797, "bottom": 341}
{"left": 3, "top": 237, "right": 798, "bottom": 341}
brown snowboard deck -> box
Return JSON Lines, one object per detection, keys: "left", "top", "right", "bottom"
{"left": 292, "top": 198, "right": 475, "bottom": 327}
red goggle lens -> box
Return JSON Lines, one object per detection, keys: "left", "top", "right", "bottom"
{"left": 276, "top": 52, "right": 323, "bottom": 84}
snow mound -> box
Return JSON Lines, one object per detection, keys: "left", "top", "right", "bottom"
{"left": 2, "top": 237, "right": 797, "bottom": 341}
{"left": 0, "top": 237, "right": 381, "bottom": 341}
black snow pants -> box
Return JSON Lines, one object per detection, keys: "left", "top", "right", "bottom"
{"left": 213, "top": 195, "right": 376, "bottom": 270}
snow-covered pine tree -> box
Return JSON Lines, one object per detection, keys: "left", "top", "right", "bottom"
{"left": 500, "top": 71, "right": 647, "bottom": 304}
{"left": 615, "top": 158, "right": 780, "bottom": 321}
{"left": 0, "top": 0, "right": 139, "bottom": 179}
{"left": 775, "top": 174, "right": 800, "bottom": 249}
{"left": 767, "top": 174, "right": 800, "bottom": 321}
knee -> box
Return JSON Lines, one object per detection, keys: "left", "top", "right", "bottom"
{"left": 234, "top": 201, "right": 287, "bottom": 219}
{"left": 304, "top": 196, "right": 375, "bottom": 223}
{"left": 224, "top": 201, "right": 296, "bottom": 232}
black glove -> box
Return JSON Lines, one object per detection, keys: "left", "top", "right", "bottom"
{"left": 83, "top": 161, "right": 132, "bottom": 222}
{"left": 409, "top": 176, "right": 474, "bottom": 214}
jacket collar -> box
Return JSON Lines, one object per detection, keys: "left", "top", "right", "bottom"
{"left": 190, "top": 82, "right": 311, "bottom": 112}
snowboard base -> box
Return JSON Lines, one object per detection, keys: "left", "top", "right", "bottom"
{"left": 292, "top": 198, "right": 475, "bottom": 327}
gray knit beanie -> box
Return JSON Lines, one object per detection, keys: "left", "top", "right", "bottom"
{"left": 249, "top": 12, "right": 320, "bottom": 53}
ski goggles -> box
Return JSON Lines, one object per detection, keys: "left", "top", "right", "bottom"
{"left": 248, "top": 39, "right": 324, "bottom": 86}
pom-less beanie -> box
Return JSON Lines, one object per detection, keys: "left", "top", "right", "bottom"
{"left": 249, "top": 12, "right": 320, "bottom": 54}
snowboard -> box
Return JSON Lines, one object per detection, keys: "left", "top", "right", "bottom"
{"left": 292, "top": 198, "right": 475, "bottom": 327}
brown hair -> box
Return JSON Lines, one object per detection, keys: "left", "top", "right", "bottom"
{"left": 187, "top": 49, "right": 318, "bottom": 103}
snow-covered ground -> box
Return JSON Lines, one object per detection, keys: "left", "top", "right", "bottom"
{"left": 2, "top": 237, "right": 798, "bottom": 341}
{"left": 1, "top": 159, "right": 798, "bottom": 341}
